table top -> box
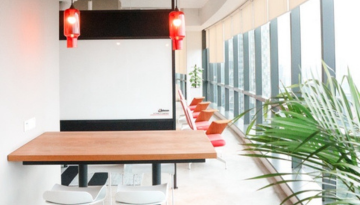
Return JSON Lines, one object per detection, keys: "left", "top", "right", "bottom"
{"left": 7, "top": 130, "right": 217, "bottom": 163}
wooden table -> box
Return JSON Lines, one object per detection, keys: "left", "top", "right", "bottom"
{"left": 8, "top": 130, "right": 217, "bottom": 187}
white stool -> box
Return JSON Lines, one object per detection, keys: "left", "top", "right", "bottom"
{"left": 115, "top": 183, "right": 168, "bottom": 205}
{"left": 43, "top": 184, "right": 107, "bottom": 205}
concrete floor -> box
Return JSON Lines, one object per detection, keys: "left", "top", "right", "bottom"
{"left": 165, "top": 134, "right": 284, "bottom": 204}
{"left": 102, "top": 102, "right": 286, "bottom": 205}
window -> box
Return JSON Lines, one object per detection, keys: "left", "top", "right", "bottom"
{"left": 250, "top": 97, "right": 256, "bottom": 120}
{"left": 334, "top": 0, "right": 360, "bottom": 95}
{"left": 213, "top": 83, "right": 218, "bottom": 105}
{"left": 220, "top": 63, "right": 225, "bottom": 84}
{"left": 300, "top": 0, "right": 322, "bottom": 81}
{"left": 229, "top": 90, "right": 234, "bottom": 119}
{"left": 236, "top": 93, "right": 245, "bottom": 129}
{"left": 249, "top": 30, "right": 256, "bottom": 93}
{"left": 228, "top": 39, "right": 234, "bottom": 87}
{"left": 261, "top": 23, "right": 271, "bottom": 98}
{"left": 238, "top": 34, "right": 245, "bottom": 90}
{"left": 220, "top": 87, "right": 226, "bottom": 114}
{"left": 277, "top": 12, "right": 291, "bottom": 91}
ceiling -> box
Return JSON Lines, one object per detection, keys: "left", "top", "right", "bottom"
{"left": 69, "top": 0, "right": 210, "bottom": 9}
{"left": 64, "top": 0, "right": 248, "bottom": 31}
{"left": 178, "top": 0, "right": 209, "bottom": 8}
{"left": 119, "top": 0, "right": 209, "bottom": 9}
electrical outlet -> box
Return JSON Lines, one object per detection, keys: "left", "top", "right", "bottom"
{"left": 24, "top": 117, "right": 36, "bottom": 132}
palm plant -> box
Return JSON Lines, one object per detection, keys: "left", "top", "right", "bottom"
{"left": 233, "top": 63, "right": 360, "bottom": 204}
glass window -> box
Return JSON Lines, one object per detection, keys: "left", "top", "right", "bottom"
{"left": 212, "top": 63, "right": 217, "bottom": 82}
{"left": 228, "top": 39, "right": 234, "bottom": 87}
{"left": 250, "top": 97, "right": 256, "bottom": 120}
{"left": 207, "top": 82, "right": 212, "bottom": 102}
{"left": 238, "top": 34, "right": 244, "bottom": 90}
{"left": 277, "top": 12, "right": 291, "bottom": 92}
{"left": 208, "top": 64, "right": 212, "bottom": 82}
{"left": 239, "top": 93, "right": 244, "bottom": 115}
{"left": 300, "top": 0, "right": 322, "bottom": 81}
{"left": 249, "top": 30, "right": 256, "bottom": 93}
{"left": 229, "top": 90, "right": 234, "bottom": 119}
{"left": 334, "top": 0, "right": 360, "bottom": 95}
{"left": 261, "top": 23, "right": 271, "bottom": 98}
{"left": 217, "top": 64, "right": 221, "bottom": 83}
{"left": 213, "top": 83, "right": 218, "bottom": 105}
{"left": 220, "top": 86, "right": 226, "bottom": 114}
{"left": 235, "top": 92, "right": 244, "bottom": 129}
{"left": 220, "top": 63, "right": 225, "bottom": 84}
{"left": 207, "top": 63, "right": 212, "bottom": 82}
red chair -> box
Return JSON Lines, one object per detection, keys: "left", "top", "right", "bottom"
{"left": 205, "top": 120, "right": 230, "bottom": 149}
{"left": 178, "top": 89, "right": 208, "bottom": 112}
{"left": 177, "top": 89, "right": 204, "bottom": 105}
{"left": 183, "top": 106, "right": 230, "bottom": 169}
{"left": 180, "top": 100, "right": 217, "bottom": 130}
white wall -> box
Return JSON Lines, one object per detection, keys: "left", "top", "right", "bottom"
{"left": 0, "top": 0, "right": 60, "bottom": 204}
{"left": 186, "top": 31, "right": 203, "bottom": 100}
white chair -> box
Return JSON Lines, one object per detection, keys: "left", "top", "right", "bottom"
{"left": 43, "top": 184, "right": 107, "bottom": 205}
{"left": 124, "top": 164, "right": 175, "bottom": 205}
{"left": 115, "top": 183, "right": 169, "bottom": 205}
{"left": 124, "top": 164, "right": 175, "bottom": 185}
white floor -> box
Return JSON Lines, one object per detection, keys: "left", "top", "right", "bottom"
{"left": 100, "top": 102, "right": 286, "bottom": 205}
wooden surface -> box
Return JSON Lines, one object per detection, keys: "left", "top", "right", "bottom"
{"left": 8, "top": 131, "right": 217, "bottom": 162}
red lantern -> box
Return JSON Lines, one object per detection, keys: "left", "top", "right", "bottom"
{"left": 169, "top": 9, "right": 185, "bottom": 50}
{"left": 64, "top": 2, "right": 80, "bottom": 48}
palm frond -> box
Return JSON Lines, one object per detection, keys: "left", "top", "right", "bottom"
{"left": 234, "top": 63, "right": 360, "bottom": 204}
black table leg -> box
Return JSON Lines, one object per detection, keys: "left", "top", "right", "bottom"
{"left": 78, "top": 164, "right": 88, "bottom": 187}
{"left": 174, "top": 163, "right": 178, "bottom": 189}
{"left": 152, "top": 163, "right": 161, "bottom": 185}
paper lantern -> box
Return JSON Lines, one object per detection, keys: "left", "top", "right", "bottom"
{"left": 169, "top": 9, "right": 185, "bottom": 50}
{"left": 64, "top": 2, "right": 80, "bottom": 48}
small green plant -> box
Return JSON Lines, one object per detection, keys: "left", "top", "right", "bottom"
{"left": 189, "top": 64, "right": 202, "bottom": 88}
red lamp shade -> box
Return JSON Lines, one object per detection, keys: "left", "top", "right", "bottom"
{"left": 169, "top": 9, "right": 185, "bottom": 50}
{"left": 64, "top": 4, "right": 80, "bottom": 48}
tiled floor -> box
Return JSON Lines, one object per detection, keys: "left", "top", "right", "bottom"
{"left": 102, "top": 102, "right": 286, "bottom": 205}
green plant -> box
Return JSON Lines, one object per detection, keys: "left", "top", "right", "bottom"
{"left": 189, "top": 64, "right": 202, "bottom": 88}
{"left": 233, "top": 63, "right": 360, "bottom": 204}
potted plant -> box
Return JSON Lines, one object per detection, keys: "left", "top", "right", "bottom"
{"left": 189, "top": 64, "right": 202, "bottom": 88}
{"left": 233, "top": 63, "right": 360, "bottom": 204}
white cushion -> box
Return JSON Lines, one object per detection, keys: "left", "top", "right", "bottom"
{"left": 43, "top": 184, "right": 106, "bottom": 205}
{"left": 115, "top": 183, "right": 168, "bottom": 204}
{"left": 115, "top": 190, "right": 166, "bottom": 204}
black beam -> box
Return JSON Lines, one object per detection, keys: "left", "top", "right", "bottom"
{"left": 60, "top": 119, "right": 175, "bottom": 131}
{"left": 60, "top": 10, "right": 171, "bottom": 40}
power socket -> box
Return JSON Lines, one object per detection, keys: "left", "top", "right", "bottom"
{"left": 24, "top": 117, "right": 36, "bottom": 132}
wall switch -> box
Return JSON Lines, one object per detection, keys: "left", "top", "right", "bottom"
{"left": 24, "top": 117, "right": 36, "bottom": 132}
